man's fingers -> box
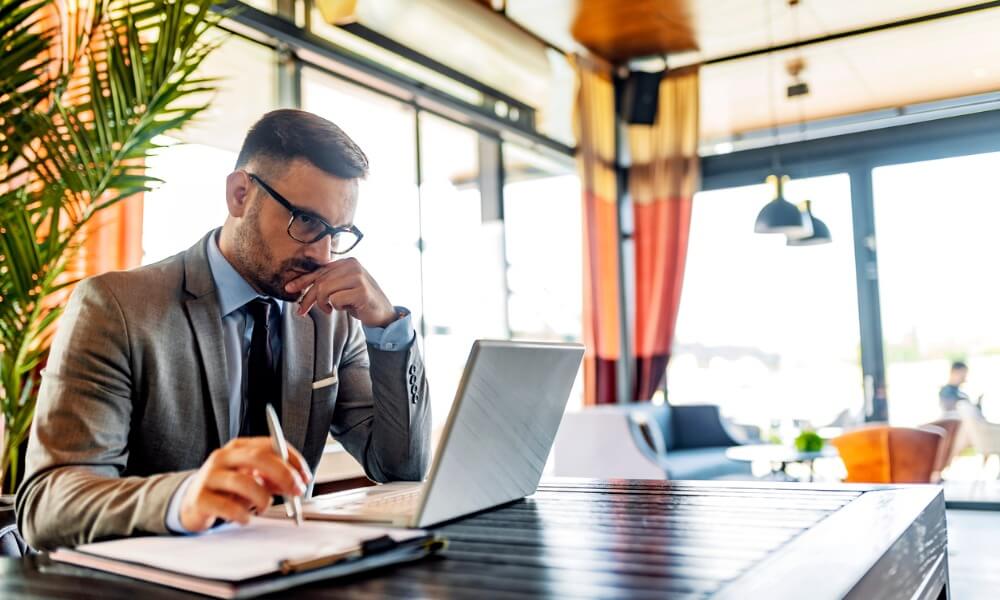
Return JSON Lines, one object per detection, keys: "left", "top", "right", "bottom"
{"left": 296, "top": 283, "right": 319, "bottom": 316}
{"left": 222, "top": 437, "right": 311, "bottom": 485}
{"left": 298, "top": 276, "right": 361, "bottom": 316}
{"left": 202, "top": 490, "right": 253, "bottom": 525}
{"left": 205, "top": 470, "right": 273, "bottom": 513}
{"left": 286, "top": 258, "right": 358, "bottom": 294}
{"left": 186, "top": 439, "right": 313, "bottom": 531}
{"left": 217, "top": 446, "right": 306, "bottom": 496}
{"left": 326, "top": 288, "right": 363, "bottom": 314}
{"left": 286, "top": 445, "right": 313, "bottom": 485}
{"left": 296, "top": 281, "right": 327, "bottom": 316}
{"left": 284, "top": 263, "right": 334, "bottom": 294}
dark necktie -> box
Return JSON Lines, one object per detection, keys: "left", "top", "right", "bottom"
{"left": 240, "top": 298, "right": 280, "bottom": 437}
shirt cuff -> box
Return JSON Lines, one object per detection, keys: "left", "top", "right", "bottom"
{"left": 165, "top": 474, "right": 196, "bottom": 534}
{"left": 363, "top": 306, "right": 415, "bottom": 351}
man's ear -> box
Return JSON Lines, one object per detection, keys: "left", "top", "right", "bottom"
{"left": 226, "top": 170, "right": 252, "bottom": 218}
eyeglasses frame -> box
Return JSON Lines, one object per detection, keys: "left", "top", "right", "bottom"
{"left": 246, "top": 172, "right": 363, "bottom": 255}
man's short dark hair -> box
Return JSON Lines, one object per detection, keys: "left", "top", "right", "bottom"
{"left": 235, "top": 109, "right": 369, "bottom": 180}
{"left": 951, "top": 361, "right": 968, "bottom": 372}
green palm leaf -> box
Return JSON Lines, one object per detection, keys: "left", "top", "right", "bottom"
{"left": 0, "top": 0, "right": 228, "bottom": 492}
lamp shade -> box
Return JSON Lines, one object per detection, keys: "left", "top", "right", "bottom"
{"left": 787, "top": 200, "right": 832, "bottom": 246}
{"left": 754, "top": 175, "right": 813, "bottom": 237}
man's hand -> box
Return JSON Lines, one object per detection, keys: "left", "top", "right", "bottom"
{"left": 285, "top": 257, "right": 396, "bottom": 327}
{"left": 179, "top": 437, "right": 312, "bottom": 532}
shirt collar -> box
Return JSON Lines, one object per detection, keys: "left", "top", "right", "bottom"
{"left": 206, "top": 231, "right": 284, "bottom": 318}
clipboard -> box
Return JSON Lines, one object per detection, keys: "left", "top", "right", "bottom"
{"left": 50, "top": 519, "right": 446, "bottom": 599}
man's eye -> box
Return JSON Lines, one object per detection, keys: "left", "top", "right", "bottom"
{"left": 297, "top": 214, "right": 314, "bottom": 225}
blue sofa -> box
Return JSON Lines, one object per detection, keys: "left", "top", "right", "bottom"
{"left": 649, "top": 402, "right": 755, "bottom": 479}
{"left": 553, "top": 402, "right": 755, "bottom": 480}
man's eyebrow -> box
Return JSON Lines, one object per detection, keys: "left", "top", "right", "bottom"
{"left": 296, "top": 204, "right": 352, "bottom": 229}
{"left": 296, "top": 205, "right": 329, "bottom": 223}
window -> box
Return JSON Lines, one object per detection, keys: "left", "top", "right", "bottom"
{"left": 503, "top": 143, "right": 584, "bottom": 410}
{"left": 301, "top": 68, "right": 423, "bottom": 333}
{"left": 306, "top": 2, "right": 576, "bottom": 146}
{"left": 142, "top": 142, "right": 235, "bottom": 264}
{"left": 874, "top": 151, "right": 1000, "bottom": 425}
{"left": 418, "top": 113, "right": 508, "bottom": 429}
{"left": 503, "top": 144, "right": 581, "bottom": 341}
{"left": 142, "top": 35, "right": 279, "bottom": 264}
{"left": 668, "top": 174, "right": 862, "bottom": 433}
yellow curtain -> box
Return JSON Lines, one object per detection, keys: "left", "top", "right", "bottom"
{"left": 628, "top": 67, "right": 700, "bottom": 401}
{"left": 573, "top": 55, "right": 621, "bottom": 406}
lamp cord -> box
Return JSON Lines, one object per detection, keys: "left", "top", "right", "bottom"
{"left": 793, "top": 0, "right": 807, "bottom": 143}
{"left": 766, "top": 0, "right": 781, "bottom": 174}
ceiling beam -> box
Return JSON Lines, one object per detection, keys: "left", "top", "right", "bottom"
{"left": 701, "top": 0, "right": 1000, "bottom": 66}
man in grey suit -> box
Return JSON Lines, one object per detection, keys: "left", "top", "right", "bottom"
{"left": 17, "top": 109, "right": 431, "bottom": 549}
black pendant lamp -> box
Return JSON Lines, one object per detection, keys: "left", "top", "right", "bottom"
{"left": 754, "top": 174, "right": 813, "bottom": 237}
{"left": 787, "top": 200, "right": 832, "bottom": 246}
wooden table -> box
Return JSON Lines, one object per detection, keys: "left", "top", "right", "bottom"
{"left": 0, "top": 479, "right": 949, "bottom": 599}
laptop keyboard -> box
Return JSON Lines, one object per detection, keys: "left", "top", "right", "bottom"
{"left": 337, "top": 488, "right": 422, "bottom": 514}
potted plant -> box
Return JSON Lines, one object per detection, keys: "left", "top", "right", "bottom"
{"left": 0, "top": 0, "right": 225, "bottom": 498}
{"left": 794, "top": 429, "right": 824, "bottom": 453}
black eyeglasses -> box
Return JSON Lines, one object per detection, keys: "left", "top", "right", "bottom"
{"left": 247, "top": 172, "right": 363, "bottom": 255}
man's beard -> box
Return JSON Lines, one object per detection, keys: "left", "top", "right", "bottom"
{"left": 232, "top": 206, "right": 322, "bottom": 301}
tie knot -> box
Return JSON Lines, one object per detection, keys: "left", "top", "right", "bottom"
{"left": 246, "top": 298, "right": 274, "bottom": 324}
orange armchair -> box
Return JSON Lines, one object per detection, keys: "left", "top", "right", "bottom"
{"left": 832, "top": 425, "right": 945, "bottom": 484}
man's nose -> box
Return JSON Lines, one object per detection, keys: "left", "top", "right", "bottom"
{"left": 301, "top": 234, "right": 333, "bottom": 263}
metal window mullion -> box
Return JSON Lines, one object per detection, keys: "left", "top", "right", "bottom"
{"left": 276, "top": 44, "right": 302, "bottom": 108}
{"left": 213, "top": 1, "right": 575, "bottom": 157}
{"left": 414, "top": 109, "right": 428, "bottom": 345}
{"left": 613, "top": 77, "right": 634, "bottom": 405}
{"left": 849, "top": 165, "right": 888, "bottom": 422}
{"left": 476, "top": 135, "right": 511, "bottom": 338}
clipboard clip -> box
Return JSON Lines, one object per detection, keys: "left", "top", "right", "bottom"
{"left": 278, "top": 535, "right": 445, "bottom": 575}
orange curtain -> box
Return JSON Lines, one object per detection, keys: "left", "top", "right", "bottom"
{"left": 34, "top": 2, "right": 146, "bottom": 280}
{"left": 573, "top": 56, "right": 621, "bottom": 406}
{"left": 78, "top": 193, "right": 145, "bottom": 276}
{"left": 628, "top": 68, "right": 699, "bottom": 401}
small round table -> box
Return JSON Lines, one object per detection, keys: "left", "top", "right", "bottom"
{"left": 726, "top": 444, "right": 840, "bottom": 482}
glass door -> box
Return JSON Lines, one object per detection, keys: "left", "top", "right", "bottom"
{"left": 418, "top": 113, "right": 508, "bottom": 432}
{"left": 668, "top": 174, "right": 862, "bottom": 436}
{"left": 873, "top": 152, "right": 1000, "bottom": 428}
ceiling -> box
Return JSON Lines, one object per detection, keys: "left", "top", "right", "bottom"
{"left": 491, "top": 0, "right": 1000, "bottom": 144}
{"left": 499, "top": 0, "right": 987, "bottom": 62}
{"left": 699, "top": 5, "right": 1000, "bottom": 143}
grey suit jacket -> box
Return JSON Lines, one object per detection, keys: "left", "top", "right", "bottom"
{"left": 16, "top": 232, "right": 431, "bottom": 549}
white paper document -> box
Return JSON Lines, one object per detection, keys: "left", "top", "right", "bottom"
{"left": 59, "top": 516, "right": 424, "bottom": 582}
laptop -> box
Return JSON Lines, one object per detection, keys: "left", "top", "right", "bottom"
{"left": 293, "top": 339, "right": 584, "bottom": 528}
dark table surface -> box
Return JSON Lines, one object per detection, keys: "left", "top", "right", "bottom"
{"left": 0, "top": 479, "right": 949, "bottom": 599}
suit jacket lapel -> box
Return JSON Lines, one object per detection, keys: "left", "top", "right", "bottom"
{"left": 281, "top": 306, "right": 314, "bottom": 452}
{"left": 182, "top": 231, "right": 231, "bottom": 447}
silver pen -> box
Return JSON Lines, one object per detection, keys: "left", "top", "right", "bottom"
{"left": 265, "top": 403, "right": 304, "bottom": 526}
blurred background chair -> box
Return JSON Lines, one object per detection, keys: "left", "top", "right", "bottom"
{"left": 832, "top": 425, "right": 945, "bottom": 483}
{"left": 921, "top": 417, "right": 962, "bottom": 482}
{"left": 958, "top": 402, "right": 1000, "bottom": 478}
{"left": 0, "top": 524, "right": 30, "bottom": 558}
{"left": 551, "top": 403, "right": 669, "bottom": 479}
{"left": 553, "top": 403, "right": 754, "bottom": 480}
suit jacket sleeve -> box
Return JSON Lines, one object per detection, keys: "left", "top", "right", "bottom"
{"left": 15, "top": 277, "right": 192, "bottom": 550}
{"left": 329, "top": 316, "right": 431, "bottom": 482}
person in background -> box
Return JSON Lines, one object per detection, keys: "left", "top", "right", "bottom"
{"left": 939, "top": 361, "right": 970, "bottom": 413}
